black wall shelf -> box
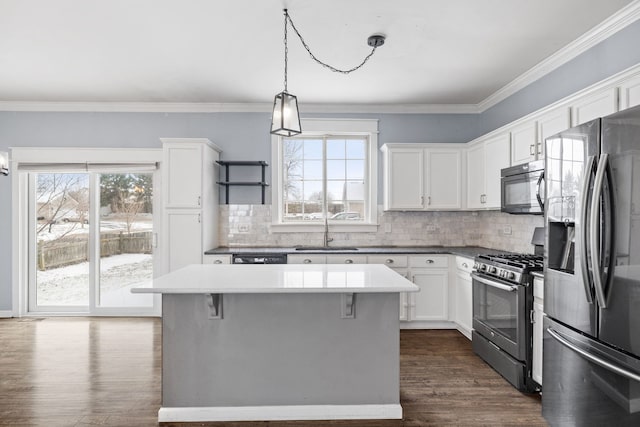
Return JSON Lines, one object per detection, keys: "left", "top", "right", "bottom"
{"left": 216, "top": 160, "right": 269, "bottom": 204}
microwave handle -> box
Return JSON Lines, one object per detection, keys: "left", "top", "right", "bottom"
{"left": 536, "top": 171, "right": 545, "bottom": 210}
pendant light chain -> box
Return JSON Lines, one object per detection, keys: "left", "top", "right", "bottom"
{"left": 284, "top": 10, "right": 379, "bottom": 75}
{"left": 283, "top": 9, "right": 289, "bottom": 92}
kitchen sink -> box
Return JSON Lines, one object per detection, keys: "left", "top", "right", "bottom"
{"left": 295, "top": 247, "right": 359, "bottom": 251}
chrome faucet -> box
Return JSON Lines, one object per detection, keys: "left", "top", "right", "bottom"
{"left": 323, "top": 214, "right": 333, "bottom": 247}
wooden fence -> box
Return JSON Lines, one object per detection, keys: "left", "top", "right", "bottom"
{"left": 37, "top": 231, "right": 153, "bottom": 271}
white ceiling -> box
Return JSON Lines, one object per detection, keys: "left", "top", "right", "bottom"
{"left": 0, "top": 0, "right": 637, "bottom": 111}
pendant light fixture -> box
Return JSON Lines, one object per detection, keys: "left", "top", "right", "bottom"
{"left": 270, "top": 9, "right": 385, "bottom": 136}
{"left": 0, "top": 151, "right": 8, "bottom": 176}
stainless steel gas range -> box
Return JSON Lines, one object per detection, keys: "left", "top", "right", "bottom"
{"left": 471, "top": 253, "right": 543, "bottom": 393}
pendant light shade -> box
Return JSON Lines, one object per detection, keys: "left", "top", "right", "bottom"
{"left": 271, "top": 91, "right": 301, "bottom": 137}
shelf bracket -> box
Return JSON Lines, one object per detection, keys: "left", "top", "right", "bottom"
{"left": 207, "top": 294, "right": 223, "bottom": 319}
{"left": 341, "top": 293, "right": 356, "bottom": 319}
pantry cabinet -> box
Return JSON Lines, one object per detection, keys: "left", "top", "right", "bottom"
{"left": 162, "top": 138, "right": 221, "bottom": 272}
{"left": 381, "top": 144, "right": 462, "bottom": 211}
{"left": 466, "top": 133, "right": 510, "bottom": 209}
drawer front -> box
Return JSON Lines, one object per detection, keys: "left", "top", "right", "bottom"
{"left": 203, "top": 255, "right": 232, "bottom": 264}
{"left": 325, "top": 255, "right": 367, "bottom": 264}
{"left": 409, "top": 255, "right": 449, "bottom": 268}
{"left": 287, "top": 254, "right": 327, "bottom": 264}
{"left": 367, "top": 255, "right": 408, "bottom": 268}
{"left": 455, "top": 256, "right": 474, "bottom": 273}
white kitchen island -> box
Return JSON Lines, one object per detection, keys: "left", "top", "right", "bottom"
{"left": 132, "top": 263, "right": 418, "bottom": 423}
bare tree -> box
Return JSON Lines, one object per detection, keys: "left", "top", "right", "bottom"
{"left": 36, "top": 174, "right": 87, "bottom": 237}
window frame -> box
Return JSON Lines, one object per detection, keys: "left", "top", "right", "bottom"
{"left": 271, "top": 118, "right": 378, "bottom": 232}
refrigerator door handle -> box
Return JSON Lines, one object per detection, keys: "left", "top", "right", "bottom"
{"left": 590, "top": 154, "right": 609, "bottom": 308}
{"left": 547, "top": 327, "right": 640, "bottom": 383}
{"left": 535, "top": 171, "right": 545, "bottom": 210}
{"left": 579, "top": 155, "right": 596, "bottom": 304}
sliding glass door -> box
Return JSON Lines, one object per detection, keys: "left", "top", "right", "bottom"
{"left": 28, "top": 170, "right": 158, "bottom": 315}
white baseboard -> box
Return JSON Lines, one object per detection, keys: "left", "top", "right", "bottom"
{"left": 158, "top": 404, "right": 402, "bottom": 422}
{"left": 400, "top": 320, "right": 456, "bottom": 330}
{"left": 0, "top": 311, "right": 13, "bottom": 318}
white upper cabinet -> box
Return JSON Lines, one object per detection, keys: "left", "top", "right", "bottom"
{"left": 571, "top": 88, "right": 618, "bottom": 126}
{"left": 537, "top": 107, "right": 571, "bottom": 158}
{"left": 164, "top": 143, "right": 204, "bottom": 208}
{"left": 381, "top": 146, "right": 424, "bottom": 210}
{"left": 510, "top": 121, "right": 538, "bottom": 165}
{"left": 467, "top": 133, "right": 510, "bottom": 209}
{"left": 426, "top": 149, "right": 462, "bottom": 209}
{"left": 466, "top": 143, "right": 485, "bottom": 210}
{"left": 382, "top": 144, "right": 462, "bottom": 211}
{"left": 619, "top": 74, "right": 640, "bottom": 110}
{"left": 484, "top": 134, "right": 511, "bottom": 207}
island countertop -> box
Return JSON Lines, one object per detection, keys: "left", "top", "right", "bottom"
{"left": 132, "top": 264, "right": 419, "bottom": 294}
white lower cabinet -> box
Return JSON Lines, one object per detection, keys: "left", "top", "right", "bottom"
{"left": 166, "top": 210, "right": 203, "bottom": 272}
{"left": 454, "top": 256, "right": 473, "bottom": 339}
{"left": 532, "top": 276, "right": 544, "bottom": 386}
{"left": 203, "top": 254, "right": 232, "bottom": 264}
{"left": 287, "top": 254, "right": 327, "bottom": 264}
{"left": 410, "top": 268, "right": 448, "bottom": 321}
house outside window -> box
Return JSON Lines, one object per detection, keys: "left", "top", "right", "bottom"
{"left": 271, "top": 119, "right": 378, "bottom": 232}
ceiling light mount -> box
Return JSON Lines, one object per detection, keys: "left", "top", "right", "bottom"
{"left": 367, "top": 34, "right": 386, "bottom": 48}
{"left": 271, "top": 9, "right": 385, "bottom": 136}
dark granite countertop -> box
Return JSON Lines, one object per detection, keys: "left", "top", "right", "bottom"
{"left": 204, "top": 246, "right": 509, "bottom": 259}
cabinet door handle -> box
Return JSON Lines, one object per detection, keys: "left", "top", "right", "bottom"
{"left": 462, "top": 262, "right": 468, "bottom": 268}
{"left": 420, "top": 195, "right": 424, "bottom": 206}
{"left": 197, "top": 196, "right": 201, "bottom": 206}
{"left": 537, "top": 142, "right": 543, "bottom": 155}
{"left": 303, "top": 259, "right": 312, "bottom": 264}
{"left": 530, "top": 144, "right": 535, "bottom": 155}
{"left": 428, "top": 196, "right": 431, "bottom": 205}
{"left": 385, "top": 259, "right": 394, "bottom": 264}
{"left": 426, "top": 259, "right": 434, "bottom": 264}
{"left": 345, "top": 259, "right": 353, "bottom": 264}
{"left": 214, "top": 260, "right": 222, "bottom": 264}
{"left": 198, "top": 214, "right": 201, "bottom": 223}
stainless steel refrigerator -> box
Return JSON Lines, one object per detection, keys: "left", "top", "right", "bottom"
{"left": 543, "top": 104, "right": 640, "bottom": 426}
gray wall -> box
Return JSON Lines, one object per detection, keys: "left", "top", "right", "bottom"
{"left": 480, "top": 19, "right": 640, "bottom": 134}
{"left": 1, "top": 18, "right": 639, "bottom": 311}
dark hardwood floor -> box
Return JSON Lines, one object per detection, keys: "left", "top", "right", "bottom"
{"left": 0, "top": 318, "right": 547, "bottom": 426}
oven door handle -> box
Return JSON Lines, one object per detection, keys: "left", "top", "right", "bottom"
{"left": 471, "top": 273, "right": 518, "bottom": 292}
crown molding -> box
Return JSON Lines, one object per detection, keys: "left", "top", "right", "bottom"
{"left": 477, "top": 0, "right": 640, "bottom": 112}
{"left": 0, "top": 101, "right": 275, "bottom": 113}
{"left": 0, "top": 100, "right": 480, "bottom": 114}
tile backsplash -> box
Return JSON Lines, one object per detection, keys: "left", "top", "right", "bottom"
{"left": 219, "top": 205, "right": 545, "bottom": 254}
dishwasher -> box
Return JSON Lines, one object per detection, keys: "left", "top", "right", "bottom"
{"left": 232, "top": 254, "right": 288, "bottom": 264}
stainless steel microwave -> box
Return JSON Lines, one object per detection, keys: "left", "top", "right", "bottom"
{"left": 501, "top": 160, "right": 545, "bottom": 215}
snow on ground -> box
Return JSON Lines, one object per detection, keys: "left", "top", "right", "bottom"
{"left": 36, "top": 253, "right": 153, "bottom": 306}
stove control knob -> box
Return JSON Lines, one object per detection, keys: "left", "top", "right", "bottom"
{"left": 490, "top": 267, "right": 497, "bottom": 274}
{"left": 509, "top": 272, "right": 516, "bottom": 280}
{"left": 480, "top": 265, "right": 487, "bottom": 271}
